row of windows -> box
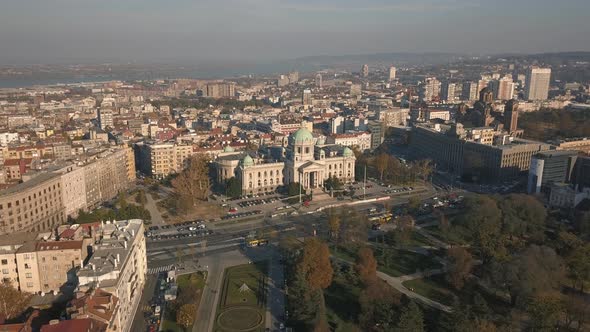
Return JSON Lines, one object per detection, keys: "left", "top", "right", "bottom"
{"left": 0, "top": 183, "right": 61, "bottom": 210}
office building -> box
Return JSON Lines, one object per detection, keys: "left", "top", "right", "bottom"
{"left": 525, "top": 67, "right": 551, "bottom": 100}
{"left": 527, "top": 150, "right": 579, "bottom": 194}
{"left": 288, "top": 72, "right": 299, "bottom": 84}
{"left": 77, "top": 219, "right": 147, "bottom": 332}
{"left": 572, "top": 157, "right": 590, "bottom": 191}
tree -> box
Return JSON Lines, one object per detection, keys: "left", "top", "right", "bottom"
{"left": 287, "top": 182, "right": 303, "bottom": 197}
{"left": 358, "top": 279, "right": 401, "bottom": 331}
{"left": 455, "top": 195, "right": 504, "bottom": 263}
{"left": 413, "top": 159, "right": 433, "bottom": 183}
{"left": 446, "top": 247, "right": 474, "bottom": 290}
{"left": 526, "top": 294, "right": 563, "bottom": 332}
{"left": 324, "top": 175, "right": 343, "bottom": 192}
{"left": 135, "top": 189, "right": 147, "bottom": 206}
{"left": 0, "top": 282, "right": 32, "bottom": 321}
{"left": 355, "top": 247, "right": 378, "bottom": 285}
{"left": 498, "top": 194, "right": 547, "bottom": 240}
{"left": 340, "top": 208, "right": 369, "bottom": 244}
{"left": 176, "top": 303, "right": 197, "bottom": 329}
{"left": 297, "top": 238, "right": 333, "bottom": 290}
{"left": 375, "top": 153, "right": 389, "bottom": 181}
{"left": 563, "top": 291, "right": 590, "bottom": 332}
{"left": 171, "top": 154, "right": 211, "bottom": 212}
{"left": 503, "top": 245, "right": 565, "bottom": 307}
{"left": 394, "top": 300, "right": 424, "bottom": 332}
{"left": 567, "top": 244, "right": 590, "bottom": 292}
{"left": 225, "top": 177, "right": 242, "bottom": 198}
{"left": 407, "top": 196, "right": 421, "bottom": 214}
{"left": 117, "top": 192, "right": 128, "bottom": 209}
{"left": 327, "top": 211, "right": 341, "bottom": 242}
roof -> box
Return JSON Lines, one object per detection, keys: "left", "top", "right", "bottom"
{"left": 40, "top": 318, "right": 105, "bottom": 332}
{"left": 35, "top": 241, "right": 83, "bottom": 252}
{"left": 242, "top": 155, "right": 254, "bottom": 167}
{"left": 291, "top": 127, "right": 313, "bottom": 143}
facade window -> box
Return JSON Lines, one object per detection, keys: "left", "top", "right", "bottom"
{"left": 2, "top": 269, "right": 8, "bottom": 274}
{"left": 25, "top": 273, "right": 32, "bottom": 278}
{"left": 1, "top": 259, "right": 7, "bottom": 265}
{"left": 26, "top": 282, "right": 33, "bottom": 288}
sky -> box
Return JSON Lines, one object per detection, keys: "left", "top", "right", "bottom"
{"left": 1, "top": 0, "right": 589, "bottom": 64}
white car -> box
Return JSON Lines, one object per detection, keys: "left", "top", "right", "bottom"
{"left": 188, "top": 226, "right": 197, "bottom": 231}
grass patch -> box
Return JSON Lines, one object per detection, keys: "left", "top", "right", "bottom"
{"left": 421, "top": 225, "right": 465, "bottom": 245}
{"left": 402, "top": 274, "right": 457, "bottom": 306}
{"left": 324, "top": 276, "right": 363, "bottom": 331}
{"left": 215, "top": 263, "right": 268, "bottom": 332}
{"left": 162, "top": 272, "right": 206, "bottom": 332}
{"left": 374, "top": 247, "right": 443, "bottom": 277}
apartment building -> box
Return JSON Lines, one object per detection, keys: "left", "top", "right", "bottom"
{"left": 326, "top": 132, "right": 371, "bottom": 152}
{"left": 77, "top": 219, "right": 147, "bottom": 332}
{"left": 134, "top": 142, "right": 196, "bottom": 178}
{"left": 0, "top": 232, "right": 37, "bottom": 286}
{"left": 16, "top": 240, "right": 89, "bottom": 294}
{"left": 0, "top": 172, "right": 65, "bottom": 234}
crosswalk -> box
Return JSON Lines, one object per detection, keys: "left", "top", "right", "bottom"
{"left": 147, "top": 264, "right": 174, "bottom": 275}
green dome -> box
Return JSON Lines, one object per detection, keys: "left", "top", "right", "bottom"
{"left": 242, "top": 155, "right": 254, "bottom": 167}
{"left": 343, "top": 147, "right": 353, "bottom": 157}
{"left": 223, "top": 145, "right": 235, "bottom": 153}
{"left": 291, "top": 128, "right": 313, "bottom": 143}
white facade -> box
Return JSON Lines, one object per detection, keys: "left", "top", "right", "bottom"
{"left": 525, "top": 67, "right": 551, "bottom": 101}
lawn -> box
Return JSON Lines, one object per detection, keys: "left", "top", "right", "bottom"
{"left": 215, "top": 263, "right": 268, "bottom": 332}
{"left": 332, "top": 244, "right": 442, "bottom": 277}
{"left": 421, "top": 225, "right": 465, "bottom": 245}
{"left": 162, "top": 272, "right": 207, "bottom": 332}
{"left": 375, "top": 248, "right": 443, "bottom": 277}
{"left": 402, "top": 274, "right": 457, "bottom": 306}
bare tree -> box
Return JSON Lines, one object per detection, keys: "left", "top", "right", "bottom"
{"left": 0, "top": 282, "right": 32, "bottom": 321}
{"left": 172, "top": 154, "right": 211, "bottom": 212}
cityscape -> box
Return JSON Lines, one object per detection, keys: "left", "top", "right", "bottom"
{"left": 1, "top": 1, "right": 590, "bottom": 332}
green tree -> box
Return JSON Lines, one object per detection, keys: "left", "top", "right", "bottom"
{"left": 455, "top": 195, "right": 504, "bottom": 263}
{"left": 526, "top": 295, "right": 563, "bottom": 332}
{"left": 567, "top": 244, "right": 590, "bottom": 292}
{"left": 171, "top": 154, "right": 211, "bottom": 213}
{"left": 375, "top": 153, "right": 389, "bottom": 181}
{"left": 225, "top": 177, "right": 242, "bottom": 198}
{"left": 394, "top": 300, "right": 424, "bottom": 332}
{"left": 498, "top": 194, "right": 547, "bottom": 240}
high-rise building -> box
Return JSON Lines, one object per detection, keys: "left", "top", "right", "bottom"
{"left": 367, "top": 121, "right": 383, "bottom": 150}
{"left": 205, "top": 82, "right": 236, "bottom": 98}
{"left": 277, "top": 75, "right": 290, "bottom": 87}
{"left": 572, "top": 157, "right": 590, "bottom": 191}
{"left": 302, "top": 89, "right": 313, "bottom": 106}
{"left": 504, "top": 100, "right": 519, "bottom": 133}
{"left": 525, "top": 67, "right": 551, "bottom": 100}
{"left": 490, "top": 76, "right": 515, "bottom": 100}
{"left": 288, "top": 72, "right": 299, "bottom": 84}
{"left": 315, "top": 73, "right": 323, "bottom": 89}
{"left": 388, "top": 66, "right": 397, "bottom": 81}
{"left": 419, "top": 77, "right": 441, "bottom": 101}
{"left": 361, "top": 64, "right": 369, "bottom": 78}
{"left": 479, "top": 87, "right": 494, "bottom": 104}
{"left": 441, "top": 82, "right": 457, "bottom": 102}
{"left": 461, "top": 82, "right": 478, "bottom": 101}
{"left": 97, "top": 109, "right": 114, "bottom": 130}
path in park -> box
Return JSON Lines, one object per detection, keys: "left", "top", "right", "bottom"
{"left": 145, "top": 192, "right": 165, "bottom": 226}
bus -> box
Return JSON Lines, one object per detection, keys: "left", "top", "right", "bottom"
{"left": 246, "top": 239, "right": 269, "bottom": 247}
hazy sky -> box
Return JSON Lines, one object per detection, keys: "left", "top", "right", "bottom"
{"left": 1, "top": 0, "right": 589, "bottom": 64}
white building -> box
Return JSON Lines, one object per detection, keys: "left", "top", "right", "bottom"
{"left": 77, "top": 219, "right": 147, "bottom": 332}
{"left": 525, "top": 67, "right": 551, "bottom": 101}
{"left": 214, "top": 128, "right": 356, "bottom": 194}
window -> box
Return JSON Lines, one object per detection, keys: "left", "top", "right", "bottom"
{"left": 25, "top": 273, "right": 32, "bottom": 278}
{"left": 1, "top": 259, "right": 7, "bottom": 265}
{"left": 52, "top": 256, "right": 57, "bottom": 261}
{"left": 2, "top": 269, "right": 8, "bottom": 274}
{"left": 26, "top": 282, "right": 33, "bottom": 288}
